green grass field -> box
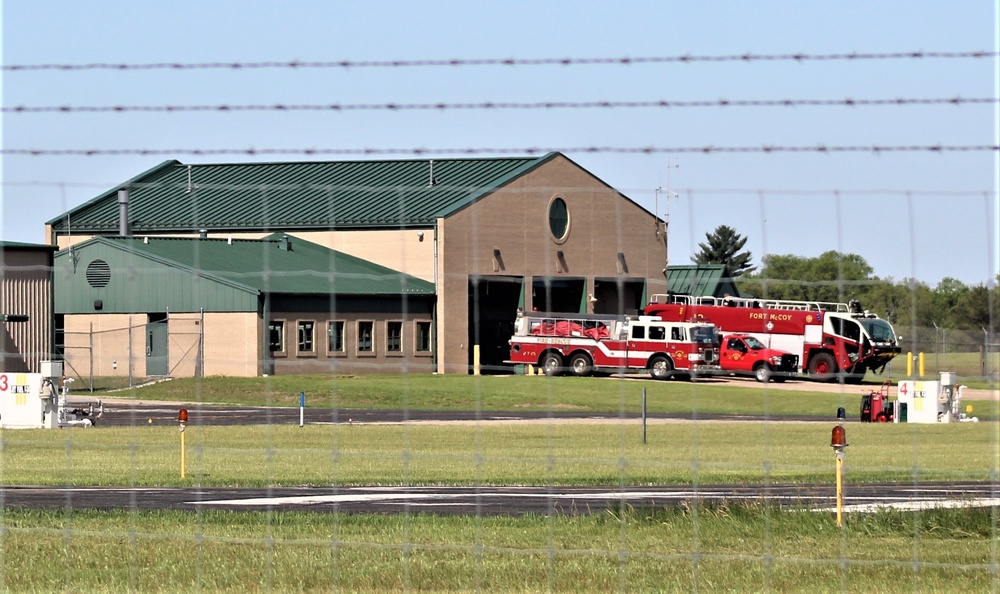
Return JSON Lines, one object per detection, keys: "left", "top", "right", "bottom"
{"left": 1, "top": 422, "right": 995, "bottom": 487}
{"left": 82, "top": 373, "right": 998, "bottom": 420}
{"left": 1, "top": 505, "right": 995, "bottom": 593}
{"left": 1, "top": 373, "right": 995, "bottom": 592}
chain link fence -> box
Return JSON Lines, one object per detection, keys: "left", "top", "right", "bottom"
{"left": 56, "top": 316, "right": 205, "bottom": 392}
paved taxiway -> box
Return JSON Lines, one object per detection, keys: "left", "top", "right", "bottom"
{"left": 30, "top": 380, "right": 997, "bottom": 516}
{"left": 2, "top": 482, "right": 997, "bottom": 516}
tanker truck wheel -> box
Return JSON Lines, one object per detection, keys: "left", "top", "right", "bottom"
{"left": 807, "top": 353, "right": 837, "bottom": 382}
{"left": 753, "top": 363, "right": 772, "bottom": 383}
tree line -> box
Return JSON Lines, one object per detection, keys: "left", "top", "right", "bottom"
{"left": 693, "top": 225, "right": 998, "bottom": 334}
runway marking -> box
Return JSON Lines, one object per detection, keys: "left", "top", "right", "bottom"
{"left": 189, "top": 490, "right": 816, "bottom": 507}
{"left": 812, "top": 498, "right": 1000, "bottom": 513}
{"left": 192, "top": 493, "right": 443, "bottom": 506}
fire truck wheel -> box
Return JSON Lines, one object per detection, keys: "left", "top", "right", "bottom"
{"left": 753, "top": 363, "right": 772, "bottom": 383}
{"left": 541, "top": 353, "right": 564, "bottom": 376}
{"left": 807, "top": 353, "right": 837, "bottom": 382}
{"left": 568, "top": 353, "right": 593, "bottom": 377}
{"left": 648, "top": 355, "right": 673, "bottom": 380}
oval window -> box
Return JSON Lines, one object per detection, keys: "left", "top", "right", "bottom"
{"left": 548, "top": 196, "right": 570, "bottom": 242}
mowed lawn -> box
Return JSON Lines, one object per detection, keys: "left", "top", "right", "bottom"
{"left": 0, "top": 372, "right": 995, "bottom": 592}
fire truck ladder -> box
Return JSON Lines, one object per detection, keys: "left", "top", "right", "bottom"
{"left": 649, "top": 293, "right": 857, "bottom": 314}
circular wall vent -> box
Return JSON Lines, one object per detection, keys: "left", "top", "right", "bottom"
{"left": 86, "top": 259, "right": 111, "bottom": 288}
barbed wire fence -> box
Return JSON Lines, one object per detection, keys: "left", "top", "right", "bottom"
{"left": 2, "top": 48, "right": 999, "bottom": 591}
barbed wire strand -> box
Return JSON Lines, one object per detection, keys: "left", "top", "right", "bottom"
{"left": 4, "top": 50, "right": 997, "bottom": 72}
{"left": 3, "top": 145, "right": 997, "bottom": 158}
{"left": 5, "top": 97, "right": 997, "bottom": 114}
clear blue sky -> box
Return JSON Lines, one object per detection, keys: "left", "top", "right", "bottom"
{"left": 2, "top": 1, "right": 998, "bottom": 286}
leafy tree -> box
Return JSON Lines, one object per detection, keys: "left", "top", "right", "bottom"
{"left": 692, "top": 225, "right": 756, "bottom": 277}
{"left": 737, "top": 250, "right": 874, "bottom": 303}
{"left": 931, "top": 277, "right": 970, "bottom": 327}
{"left": 952, "top": 283, "right": 999, "bottom": 332}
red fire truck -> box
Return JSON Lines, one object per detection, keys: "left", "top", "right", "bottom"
{"left": 506, "top": 310, "right": 721, "bottom": 380}
{"left": 643, "top": 294, "right": 900, "bottom": 383}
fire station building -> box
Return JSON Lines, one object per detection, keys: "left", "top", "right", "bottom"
{"left": 46, "top": 152, "right": 668, "bottom": 377}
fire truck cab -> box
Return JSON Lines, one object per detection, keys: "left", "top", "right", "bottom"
{"left": 506, "top": 310, "right": 720, "bottom": 380}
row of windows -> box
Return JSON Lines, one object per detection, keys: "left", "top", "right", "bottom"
{"left": 268, "top": 319, "right": 433, "bottom": 357}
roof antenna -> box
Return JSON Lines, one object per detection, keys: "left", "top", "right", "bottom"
{"left": 186, "top": 165, "right": 193, "bottom": 193}
{"left": 428, "top": 160, "right": 438, "bottom": 187}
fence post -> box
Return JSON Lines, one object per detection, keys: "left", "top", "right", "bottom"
{"left": 89, "top": 322, "right": 94, "bottom": 392}
{"left": 128, "top": 317, "right": 133, "bottom": 388}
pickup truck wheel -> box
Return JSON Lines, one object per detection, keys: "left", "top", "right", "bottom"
{"left": 649, "top": 356, "right": 673, "bottom": 380}
{"left": 753, "top": 363, "right": 772, "bottom": 383}
{"left": 807, "top": 353, "right": 837, "bottom": 382}
{"left": 568, "top": 353, "right": 593, "bottom": 377}
{"left": 541, "top": 353, "right": 564, "bottom": 377}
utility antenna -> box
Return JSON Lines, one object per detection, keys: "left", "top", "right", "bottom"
{"left": 664, "top": 157, "right": 680, "bottom": 224}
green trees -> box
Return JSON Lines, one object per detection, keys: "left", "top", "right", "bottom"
{"left": 737, "top": 250, "right": 875, "bottom": 304}
{"left": 692, "top": 225, "right": 756, "bottom": 277}
{"left": 692, "top": 225, "right": 997, "bottom": 335}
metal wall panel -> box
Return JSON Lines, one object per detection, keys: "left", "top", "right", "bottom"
{"left": 0, "top": 249, "right": 53, "bottom": 372}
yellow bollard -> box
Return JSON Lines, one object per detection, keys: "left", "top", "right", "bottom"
{"left": 473, "top": 345, "right": 481, "bottom": 376}
{"left": 526, "top": 364, "right": 534, "bottom": 375}
{"left": 179, "top": 408, "right": 188, "bottom": 479}
{"left": 906, "top": 351, "right": 913, "bottom": 376}
{"left": 918, "top": 352, "right": 925, "bottom": 378}
{"left": 831, "top": 411, "right": 848, "bottom": 527}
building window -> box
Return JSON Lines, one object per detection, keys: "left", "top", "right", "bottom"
{"left": 415, "top": 321, "right": 432, "bottom": 353}
{"left": 298, "top": 321, "right": 315, "bottom": 354}
{"left": 358, "top": 321, "right": 374, "bottom": 353}
{"left": 328, "top": 321, "right": 345, "bottom": 354}
{"left": 548, "top": 196, "right": 570, "bottom": 243}
{"left": 268, "top": 321, "right": 285, "bottom": 353}
{"left": 387, "top": 321, "right": 402, "bottom": 353}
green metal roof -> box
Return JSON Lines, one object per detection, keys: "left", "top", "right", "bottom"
{"left": 48, "top": 154, "right": 558, "bottom": 234}
{"left": 0, "top": 241, "right": 57, "bottom": 251}
{"left": 666, "top": 264, "right": 740, "bottom": 298}
{"left": 63, "top": 235, "right": 434, "bottom": 296}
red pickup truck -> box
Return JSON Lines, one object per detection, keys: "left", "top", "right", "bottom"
{"left": 719, "top": 334, "right": 799, "bottom": 382}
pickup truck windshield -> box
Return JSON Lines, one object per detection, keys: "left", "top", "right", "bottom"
{"left": 743, "top": 336, "right": 766, "bottom": 350}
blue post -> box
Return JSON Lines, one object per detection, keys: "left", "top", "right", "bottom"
{"left": 299, "top": 392, "right": 305, "bottom": 427}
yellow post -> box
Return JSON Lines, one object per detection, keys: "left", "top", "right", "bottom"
{"left": 918, "top": 352, "right": 925, "bottom": 378}
{"left": 835, "top": 454, "right": 844, "bottom": 527}
{"left": 526, "top": 364, "right": 534, "bottom": 375}
{"left": 178, "top": 408, "right": 188, "bottom": 479}
{"left": 906, "top": 351, "right": 913, "bottom": 376}
{"left": 831, "top": 410, "right": 847, "bottom": 527}
{"left": 180, "top": 430, "right": 187, "bottom": 479}
{"left": 473, "top": 345, "right": 481, "bottom": 376}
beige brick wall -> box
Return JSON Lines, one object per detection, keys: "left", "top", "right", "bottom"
{"left": 436, "top": 154, "right": 669, "bottom": 373}
{"left": 166, "top": 312, "right": 260, "bottom": 378}
{"left": 62, "top": 314, "right": 145, "bottom": 379}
